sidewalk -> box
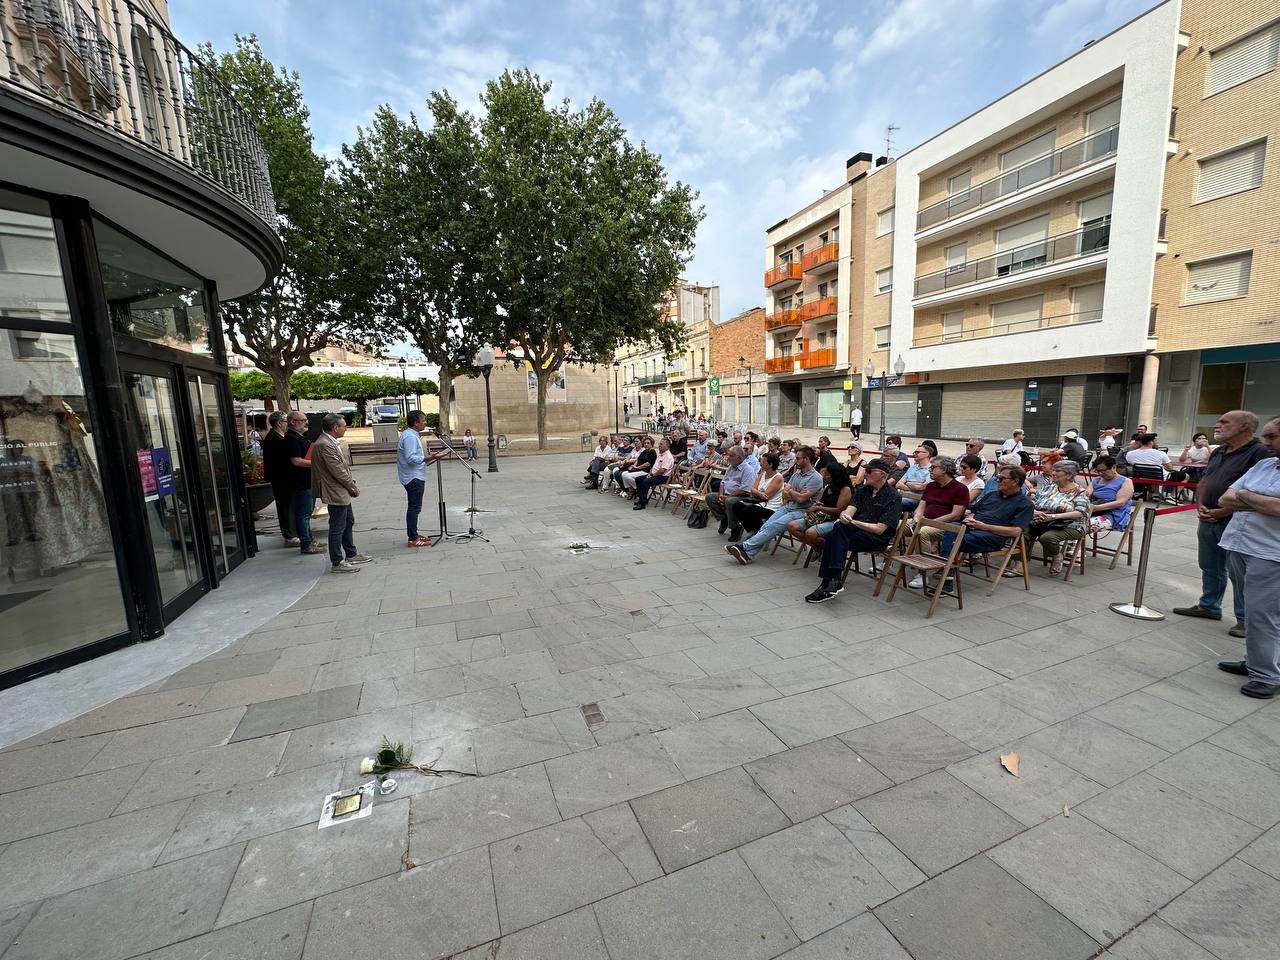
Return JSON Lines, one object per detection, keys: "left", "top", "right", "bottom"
{"left": 0, "top": 452, "right": 1274, "bottom": 960}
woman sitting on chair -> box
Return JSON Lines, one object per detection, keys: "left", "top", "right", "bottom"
{"left": 734, "top": 453, "right": 786, "bottom": 538}
{"left": 1084, "top": 455, "right": 1133, "bottom": 536}
{"left": 787, "top": 463, "right": 853, "bottom": 553}
{"left": 1014, "top": 460, "right": 1090, "bottom": 578}
{"left": 844, "top": 443, "right": 866, "bottom": 485}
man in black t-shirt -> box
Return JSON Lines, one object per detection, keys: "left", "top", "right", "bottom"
{"left": 282, "top": 411, "right": 324, "bottom": 554}
{"left": 805, "top": 459, "right": 903, "bottom": 603}
{"left": 260, "top": 411, "right": 296, "bottom": 542}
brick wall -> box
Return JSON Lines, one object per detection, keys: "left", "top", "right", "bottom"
{"left": 710, "top": 307, "right": 766, "bottom": 376}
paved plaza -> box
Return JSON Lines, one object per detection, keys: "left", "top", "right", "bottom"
{"left": 0, "top": 452, "right": 1277, "bottom": 960}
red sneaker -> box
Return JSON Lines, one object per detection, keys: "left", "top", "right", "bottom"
{"left": 408, "top": 536, "right": 433, "bottom": 548}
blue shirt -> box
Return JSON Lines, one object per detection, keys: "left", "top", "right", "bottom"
{"left": 688, "top": 438, "right": 710, "bottom": 462}
{"left": 902, "top": 463, "right": 931, "bottom": 488}
{"left": 971, "top": 489, "right": 1034, "bottom": 531}
{"left": 397, "top": 428, "right": 426, "bottom": 485}
{"left": 1220, "top": 457, "right": 1280, "bottom": 562}
{"left": 721, "top": 458, "right": 759, "bottom": 495}
{"left": 785, "top": 465, "right": 824, "bottom": 508}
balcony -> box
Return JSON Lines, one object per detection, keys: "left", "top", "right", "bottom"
{"left": 801, "top": 242, "right": 839, "bottom": 273}
{"left": 666, "top": 360, "right": 687, "bottom": 382}
{"left": 764, "top": 356, "right": 795, "bottom": 374}
{"left": 912, "top": 308, "right": 1104, "bottom": 348}
{"left": 915, "top": 125, "right": 1119, "bottom": 233}
{"left": 913, "top": 217, "right": 1111, "bottom": 301}
{"left": 799, "top": 296, "right": 837, "bottom": 322}
{"left": 639, "top": 373, "right": 666, "bottom": 385}
{"left": 765, "top": 262, "right": 803, "bottom": 288}
{"left": 799, "top": 347, "right": 836, "bottom": 369}
{"left": 3, "top": 0, "right": 277, "bottom": 230}
{"left": 766, "top": 309, "right": 802, "bottom": 334}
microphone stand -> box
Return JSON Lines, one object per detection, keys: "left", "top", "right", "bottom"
{"left": 426, "top": 430, "right": 489, "bottom": 543}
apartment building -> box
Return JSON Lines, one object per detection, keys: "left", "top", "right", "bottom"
{"left": 709, "top": 306, "right": 767, "bottom": 426}
{"left": 768, "top": 0, "right": 1276, "bottom": 447}
{"left": 762, "top": 169, "right": 854, "bottom": 429}
{"left": 615, "top": 283, "right": 720, "bottom": 418}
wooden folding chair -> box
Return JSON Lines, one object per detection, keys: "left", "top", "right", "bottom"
{"left": 844, "top": 516, "right": 911, "bottom": 587}
{"left": 1061, "top": 526, "right": 1088, "bottom": 582}
{"left": 968, "top": 536, "right": 1030, "bottom": 597}
{"left": 1089, "top": 522, "right": 1134, "bottom": 569}
{"left": 879, "top": 518, "right": 967, "bottom": 618}
{"left": 668, "top": 466, "right": 704, "bottom": 516}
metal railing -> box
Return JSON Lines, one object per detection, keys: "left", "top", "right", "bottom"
{"left": 764, "top": 262, "right": 803, "bottom": 287}
{"left": 799, "top": 347, "right": 835, "bottom": 369}
{"left": 799, "top": 295, "right": 837, "bottom": 321}
{"left": 765, "top": 309, "right": 802, "bottom": 332}
{"left": 801, "top": 242, "right": 838, "bottom": 271}
{"left": 764, "top": 355, "right": 794, "bottom": 374}
{"left": 915, "top": 124, "right": 1119, "bottom": 231}
{"left": 912, "top": 307, "right": 1104, "bottom": 347}
{"left": 639, "top": 373, "right": 665, "bottom": 385}
{"left": 2, "top": 0, "right": 277, "bottom": 227}
{"left": 913, "top": 217, "right": 1111, "bottom": 297}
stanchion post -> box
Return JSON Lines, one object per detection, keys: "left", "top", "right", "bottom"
{"left": 1109, "top": 503, "right": 1166, "bottom": 621}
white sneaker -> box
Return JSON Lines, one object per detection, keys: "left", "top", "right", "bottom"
{"left": 908, "top": 574, "right": 925, "bottom": 589}
{"left": 331, "top": 560, "right": 361, "bottom": 574}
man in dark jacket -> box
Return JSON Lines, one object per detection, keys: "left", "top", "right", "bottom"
{"left": 260, "top": 411, "right": 297, "bottom": 543}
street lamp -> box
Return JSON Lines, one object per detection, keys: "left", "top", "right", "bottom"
{"left": 397, "top": 357, "right": 408, "bottom": 421}
{"left": 473, "top": 346, "right": 499, "bottom": 473}
{"left": 864, "top": 355, "right": 907, "bottom": 453}
{"left": 738, "top": 355, "right": 754, "bottom": 429}
{"left": 612, "top": 360, "right": 621, "bottom": 434}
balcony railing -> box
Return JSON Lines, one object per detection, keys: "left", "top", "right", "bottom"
{"left": 765, "top": 262, "right": 803, "bottom": 287}
{"left": 914, "top": 217, "right": 1111, "bottom": 298}
{"left": 766, "top": 309, "right": 802, "bottom": 332}
{"left": 799, "top": 296, "right": 837, "bottom": 321}
{"left": 799, "top": 347, "right": 836, "bottom": 369}
{"left": 1148, "top": 304, "right": 1158, "bottom": 338}
{"left": 912, "top": 307, "right": 1104, "bottom": 347}
{"left": 764, "top": 356, "right": 794, "bottom": 374}
{"left": 915, "top": 124, "right": 1119, "bottom": 231}
{"left": 801, "top": 242, "right": 838, "bottom": 272}
{"left": 2, "top": 0, "right": 277, "bottom": 227}
{"left": 639, "top": 373, "right": 665, "bottom": 385}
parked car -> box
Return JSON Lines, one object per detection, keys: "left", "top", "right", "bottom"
{"left": 369, "top": 403, "right": 401, "bottom": 424}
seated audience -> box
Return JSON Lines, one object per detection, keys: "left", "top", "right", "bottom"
{"left": 632, "top": 438, "right": 675, "bottom": 510}
{"left": 1125, "top": 433, "right": 1172, "bottom": 485}
{"left": 765, "top": 436, "right": 782, "bottom": 460}
{"left": 936, "top": 465, "right": 1035, "bottom": 594}
{"left": 845, "top": 443, "right": 867, "bottom": 484}
{"left": 906, "top": 457, "right": 971, "bottom": 588}
{"left": 1084, "top": 455, "right": 1133, "bottom": 536}
{"left": 898, "top": 446, "right": 933, "bottom": 510}
{"left": 886, "top": 437, "right": 911, "bottom": 468}
{"left": 1060, "top": 430, "right": 1089, "bottom": 467}
{"left": 667, "top": 430, "right": 688, "bottom": 461}
{"left": 803, "top": 459, "right": 903, "bottom": 603}
{"left": 601, "top": 436, "right": 637, "bottom": 491}
{"left": 788, "top": 463, "right": 854, "bottom": 552}
{"left": 706, "top": 445, "right": 760, "bottom": 536}
{"left": 683, "top": 429, "right": 711, "bottom": 468}
{"left": 921, "top": 439, "right": 939, "bottom": 457}
{"left": 958, "top": 454, "right": 985, "bottom": 501}
{"left": 1001, "top": 430, "right": 1025, "bottom": 456}
{"left": 980, "top": 453, "right": 1024, "bottom": 500}
{"left": 1015, "top": 460, "right": 1090, "bottom": 577}
{"left": 778, "top": 439, "right": 797, "bottom": 477}
{"left": 815, "top": 436, "right": 839, "bottom": 472}
{"left": 583, "top": 434, "right": 617, "bottom": 488}
{"left": 618, "top": 437, "right": 657, "bottom": 498}
{"left": 1032, "top": 449, "right": 1065, "bottom": 495}
{"left": 735, "top": 452, "right": 786, "bottom": 538}
{"left": 963, "top": 438, "right": 988, "bottom": 477}
{"left": 725, "top": 446, "right": 822, "bottom": 564}
{"left": 1172, "top": 432, "right": 1211, "bottom": 483}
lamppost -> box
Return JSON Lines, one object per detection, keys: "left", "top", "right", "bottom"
{"left": 612, "top": 359, "right": 621, "bottom": 434}
{"left": 398, "top": 357, "right": 409, "bottom": 421}
{"left": 738, "top": 355, "right": 754, "bottom": 429}
{"left": 474, "top": 346, "right": 499, "bottom": 473}
{"left": 864, "top": 355, "right": 907, "bottom": 453}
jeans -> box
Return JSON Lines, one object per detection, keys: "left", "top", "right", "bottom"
{"left": 272, "top": 484, "right": 296, "bottom": 539}
{"left": 404, "top": 478, "right": 425, "bottom": 539}
{"left": 818, "top": 521, "right": 889, "bottom": 579}
{"left": 1198, "top": 520, "right": 1244, "bottom": 620}
{"left": 941, "top": 529, "right": 1007, "bottom": 559}
{"left": 707, "top": 492, "right": 750, "bottom": 529}
{"left": 739, "top": 507, "right": 806, "bottom": 558}
{"left": 294, "top": 489, "right": 315, "bottom": 550}
{"left": 634, "top": 473, "right": 669, "bottom": 506}
{"left": 851, "top": 425, "right": 861, "bottom": 440}
{"left": 1230, "top": 551, "right": 1280, "bottom": 685}
{"left": 327, "top": 503, "right": 356, "bottom": 566}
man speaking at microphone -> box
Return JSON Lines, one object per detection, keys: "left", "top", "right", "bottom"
{"left": 399, "top": 410, "right": 447, "bottom": 548}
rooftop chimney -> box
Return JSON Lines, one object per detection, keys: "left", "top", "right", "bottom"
{"left": 875, "top": 155, "right": 889, "bottom": 167}
{"left": 845, "top": 151, "right": 873, "bottom": 182}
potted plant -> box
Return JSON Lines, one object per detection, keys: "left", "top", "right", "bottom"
{"left": 242, "top": 448, "right": 274, "bottom": 515}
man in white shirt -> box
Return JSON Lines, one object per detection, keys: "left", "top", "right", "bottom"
{"left": 1125, "top": 433, "right": 1171, "bottom": 473}
{"left": 850, "top": 406, "right": 863, "bottom": 441}
{"left": 633, "top": 438, "right": 675, "bottom": 510}
{"left": 1000, "top": 430, "right": 1025, "bottom": 456}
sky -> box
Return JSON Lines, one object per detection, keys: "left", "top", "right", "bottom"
{"left": 172, "top": 0, "right": 1158, "bottom": 323}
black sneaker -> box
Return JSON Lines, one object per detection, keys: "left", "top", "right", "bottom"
{"left": 1172, "top": 605, "right": 1222, "bottom": 621}
{"left": 805, "top": 586, "right": 836, "bottom": 603}
{"left": 718, "top": 517, "right": 729, "bottom": 534}
{"left": 940, "top": 578, "right": 955, "bottom": 595}
{"left": 725, "top": 543, "right": 750, "bottom": 565}
{"left": 1218, "top": 660, "right": 1249, "bottom": 676}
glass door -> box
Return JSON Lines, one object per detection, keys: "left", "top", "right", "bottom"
{"left": 121, "top": 364, "right": 206, "bottom": 615}
{"left": 188, "top": 373, "right": 241, "bottom": 575}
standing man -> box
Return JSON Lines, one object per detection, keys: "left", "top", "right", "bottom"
{"left": 399, "top": 410, "right": 445, "bottom": 547}
{"left": 311, "top": 413, "right": 373, "bottom": 573}
{"left": 1173, "top": 410, "right": 1268, "bottom": 636}
{"left": 284, "top": 411, "right": 324, "bottom": 555}
{"left": 726, "top": 445, "right": 823, "bottom": 564}
{"left": 1217, "top": 416, "right": 1280, "bottom": 698}
{"left": 261, "top": 411, "right": 297, "bottom": 544}
{"left": 850, "top": 405, "right": 863, "bottom": 441}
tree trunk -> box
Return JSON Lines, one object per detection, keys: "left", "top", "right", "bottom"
{"left": 437, "top": 365, "right": 453, "bottom": 434}
{"left": 270, "top": 369, "right": 292, "bottom": 412}
{"left": 536, "top": 368, "right": 549, "bottom": 450}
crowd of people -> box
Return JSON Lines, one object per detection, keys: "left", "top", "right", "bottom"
{"left": 577, "top": 408, "right": 1280, "bottom": 700}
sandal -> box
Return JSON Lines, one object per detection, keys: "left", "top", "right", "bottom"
{"left": 1049, "top": 556, "right": 1064, "bottom": 576}
{"left": 1003, "top": 566, "right": 1025, "bottom": 578}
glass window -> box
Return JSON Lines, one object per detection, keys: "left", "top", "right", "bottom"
{"left": 874, "top": 325, "right": 891, "bottom": 349}
{"left": 1186, "top": 252, "right": 1252, "bottom": 304}
{"left": 1, "top": 192, "right": 128, "bottom": 674}
{"left": 948, "top": 170, "right": 972, "bottom": 195}
{"left": 95, "top": 219, "right": 211, "bottom": 354}
{"left": 876, "top": 208, "right": 895, "bottom": 236}
{"left": 876, "top": 267, "right": 893, "bottom": 293}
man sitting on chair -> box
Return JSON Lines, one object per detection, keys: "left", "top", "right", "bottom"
{"left": 804, "top": 459, "right": 903, "bottom": 603}
{"left": 707, "top": 445, "right": 759, "bottom": 536}
{"left": 935, "top": 465, "right": 1035, "bottom": 595}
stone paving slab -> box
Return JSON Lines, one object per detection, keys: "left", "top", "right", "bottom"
{"left": 1159, "top": 858, "right": 1280, "bottom": 960}
{"left": 744, "top": 736, "right": 892, "bottom": 822}
{"left": 132, "top": 903, "right": 312, "bottom": 960}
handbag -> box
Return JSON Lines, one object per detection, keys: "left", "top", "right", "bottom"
{"left": 686, "top": 507, "right": 709, "bottom": 529}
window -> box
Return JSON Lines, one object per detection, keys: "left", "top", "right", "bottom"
{"left": 876, "top": 267, "right": 893, "bottom": 293}
{"left": 796, "top": 243, "right": 805, "bottom": 259}
{"left": 1185, "top": 252, "right": 1252, "bottom": 304}
{"left": 942, "top": 311, "right": 964, "bottom": 341}
{"left": 1085, "top": 99, "right": 1121, "bottom": 134}
{"left": 876, "top": 207, "right": 895, "bottom": 236}
{"left": 830, "top": 279, "right": 838, "bottom": 298}
{"left": 779, "top": 296, "right": 792, "bottom": 311}
{"left": 1196, "top": 140, "right": 1266, "bottom": 201}
{"left": 1078, "top": 193, "right": 1113, "bottom": 253}
{"left": 945, "top": 242, "right": 967, "bottom": 273}
{"left": 1085, "top": 100, "right": 1121, "bottom": 161}
{"left": 991, "top": 294, "right": 1044, "bottom": 330}
{"left": 874, "top": 325, "right": 891, "bottom": 349}
{"left": 1000, "top": 130, "right": 1056, "bottom": 171}
{"left": 948, "top": 170, "right": 972, "bottom": 195}
{"left": 817, "top": 282, "right": 828, "bottom": 299}
{"left": 818, "top": 231, "right": 828, "bottom": 244}
{"left": 995, "top": 215, "right": 1049, "bottom": 274}
{"left": 1205, "top": 23, "right": 1280, "bottom": 97}
{"left": 1071, "top": 282, "right": 1105, "bottom": 322}
{"left": 831, "top": 226, "right": 840, "bottom": 244}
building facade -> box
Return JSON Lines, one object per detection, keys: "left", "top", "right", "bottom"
{"left": 709, "top": 305, "right": 766, "bottom": 426}
{"left": 615, "top": 282, "right": 720, "bottom": 419}
{"left": 449, "top": 353, "right": 614, "bottom": 441}
{"left": 1, "top": 0, "right": 283, "bottom": 687}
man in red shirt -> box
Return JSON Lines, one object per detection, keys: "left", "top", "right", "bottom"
{"left": 908, "top": 456, "right": 971, "bottom": 588}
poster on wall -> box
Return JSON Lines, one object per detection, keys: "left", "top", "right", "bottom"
{"left": 137, "top": 449, "right": 156, "bottom": 500}
{"left": 152, "top": 447, "right": 175, "bottom": 497}
{"left": 526, "top": 362, "right": 568, "bottom": 403}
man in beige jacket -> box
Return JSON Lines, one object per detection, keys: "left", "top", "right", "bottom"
{"left": 310, "top": 413, "right": 373, "bottom": 573}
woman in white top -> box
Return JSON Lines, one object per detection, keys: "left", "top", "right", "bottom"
{"left": 958, "top": 454, "right": 986, "bottom": 502}
{"left": 734, "top": 452, "right": 786, "bottom": 536}
{"left": 1173, "top": 432, "right": 1212, "bottom": 482}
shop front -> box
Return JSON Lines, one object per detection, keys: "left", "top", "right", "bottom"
{"left": 1, "top": 187, "right": 262, "bottom": 687}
